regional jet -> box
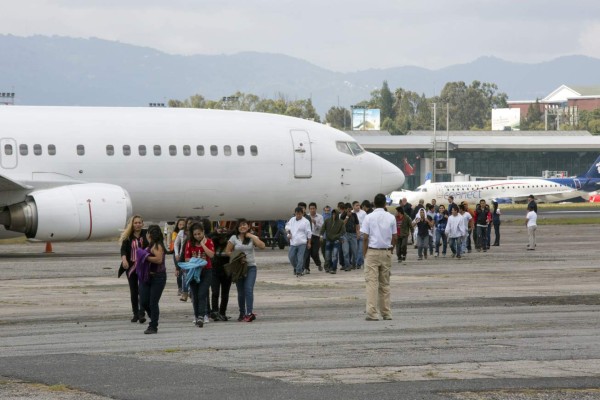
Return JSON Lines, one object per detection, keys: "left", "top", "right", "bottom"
{"left": 0, "top": 106, "right": 404, "bottom": 241}
{"left": 389, "top": 155, "right": 600, "bottom": 206}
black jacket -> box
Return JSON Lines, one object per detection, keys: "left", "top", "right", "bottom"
{"left": 118, "top": 229, "right": 149, "bottom": 277}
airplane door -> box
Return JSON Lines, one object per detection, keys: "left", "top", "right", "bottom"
{"left": 574, "top": 179, "right": 582, "bottom": 190}
{"left": 290, "top": 130, "right": 312, "bottom": 178}
{"left": 0, "top": 138, "right": 17, "bottom": 169}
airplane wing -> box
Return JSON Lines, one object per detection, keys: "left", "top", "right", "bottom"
{"left": 0, "top": 174, "right": 32, "bottom": 192}
{"left": 506, "top": 188, "right": 582, "bottom": 203}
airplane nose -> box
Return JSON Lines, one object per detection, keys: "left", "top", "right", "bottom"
{"left": 380, "top": 158, "right": 405, "bottom": 193}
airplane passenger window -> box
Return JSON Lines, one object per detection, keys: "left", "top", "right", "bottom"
{"left": 347, "top": 142, "right": 365, "bottom": 155}
{"left": 4, "top": 144, "right": 12, "bottom": 156}
{"left": 77, "top": 145, "right": 85, "bottom": 156}
{"left": 106, "top": 145, "right": 114, "bottom": 156}
{"left": 224, "top": 145, "right": 231, "bottom": 156}
{"left": 48, "top": 144, "right": 56, "bottom": 155}
{"left": 139, "top": 145, "right": 147, "bottom": 156}
{"left": 250, "top": 145, "right": 258, "bottom": 156}
{"left": 154, "top": 145, "right": 161, "bottom": 156}
{"left": 169, "top": 145, "right": 177, "bottom": 156}
{"left": 33, "top": 144, "right": 42, "bottom": 156}
{"left": 336, "top": 141, "right": 352, "bottom": 155}
{"left": 197, "top": 145, "right": 204, "bottom": 156}
{"left": 210, "top": 145, "right": 218, "bottom": 156}
{"left": 237, "top": 145, "right": 245, "bottom": 156}
{"left": 183, "top": 145, "right": 191, "bottom": 156}
{"left": 19, "top": 144, "right": 28, "bottom": 156}
{"left": 123, "top": 145, "right": 131, "bottom": 156}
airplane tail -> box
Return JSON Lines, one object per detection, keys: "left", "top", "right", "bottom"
{"left": 424, "top": 172, "right": 432, "bottom": 184}
{"left": 580, "top": 155, "right": 600, "bottom": 178}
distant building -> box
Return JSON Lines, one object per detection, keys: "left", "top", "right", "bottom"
{"left": 508, "top": 84, "right": 600, "bottom": 127}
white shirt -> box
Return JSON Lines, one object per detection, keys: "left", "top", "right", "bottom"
{"left": 354, "top": 209, "right": 367, "bottom": 225}
{"left": 460, "top": 212, "right": 472, "bottom": 234}
{"left": 526, "top": 211, "right": 537, "bottom": 227}
{"left": 309, "top": 213, "right": 324, "bottom": 236}
{"left": 285, "top": 217, "right": 312, "bottom": 246}
{"left": 360, "top": 208, "right": 396, "bottom": 249}
{"left": 445, "top": 214, "right": 466, "bottom": 238}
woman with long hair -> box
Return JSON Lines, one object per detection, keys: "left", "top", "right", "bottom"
{"left": 139, "top": 224, "right": 167, "bottom": 334}
{"left": 225, "top": 219, "right": 265, "bottom": 322}
{"left": 174, "top": 217, "right": 194, "bottom": 301}
{"left": 183, "top": 223, "right": 215, "bottom": 327}
{"left": 172, "top": 218, "right": 186, "bottom": 295}
{"left": 119, "top": 215, "right": 148, "bottom": 324}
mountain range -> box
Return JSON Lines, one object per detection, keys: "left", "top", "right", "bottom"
{"left": 1, "top": 34, "right": 600, "bottom": 116}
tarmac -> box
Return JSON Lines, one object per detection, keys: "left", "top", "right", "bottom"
{"left": 0, "top": 223, "right": 599, "bottom": 399}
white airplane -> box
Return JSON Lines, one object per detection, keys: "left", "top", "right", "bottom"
{"left": 0, "top": 106, "right": 404, "bottom": 241}
{"left": 389, "top": 156, "right": 600, "bottom": 206}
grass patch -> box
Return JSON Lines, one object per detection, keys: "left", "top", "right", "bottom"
{"left": 164, "top": 348, "right": 182, "bottom": 353}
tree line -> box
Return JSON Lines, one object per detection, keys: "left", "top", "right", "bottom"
{"left": 169, "top": 82, "right": 600, "bottom": 134}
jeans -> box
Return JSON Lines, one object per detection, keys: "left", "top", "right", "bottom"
{"left": 435, "top": 230, "right": 447, "bottom": 255}
{"left": 210, "top": 257, "right": 232, "bottom": 316}
{"left": 476, "top": 226, "right": 488, "bottom": 250}
{"left": 356, "top": 234, "right": 364, "bottom": 267}
{"left": 288, "top": 244, "right": 307, "bottom": 275}
{"left": 139, "top": 271, "right": 167, "bottom": 330}
{"left": 325, "top": 240, "right": 340, "bottom": 271}
{"left": 493, "top": 221, "right": 501, "bottom": 245}
{"left": 342, "top": 232, "right": 358, "bottom": 268}
{"left": 396, "top": 236, "right": 408, "bottom": 261}
{"left": 126, "top": 270, "right": 142, "bottom": 317}
{"left": 189, "top": 268, "right": 212, "bottom": 319}
{"left": 236, "top": 265, "right": 257, "bottom": 316}
{"left": 449, "top": 237, "right": 463, "bottom": 257}
{"left": 416, "top": 235, "right": 428, "bottom": 258}
{"left": 305, "top": 235, "right": 322, "bottom": 269}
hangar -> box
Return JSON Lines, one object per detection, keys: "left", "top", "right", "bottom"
{"left": 349, "top": 130, "right": 600, "bottom": 189}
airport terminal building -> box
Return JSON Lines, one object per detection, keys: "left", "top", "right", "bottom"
{"left": 349, "top": 130, "right": 600, "bottom": 189}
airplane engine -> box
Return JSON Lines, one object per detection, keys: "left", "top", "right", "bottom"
{"left": 0, "top": 183, "right": 132, "bottom": 241}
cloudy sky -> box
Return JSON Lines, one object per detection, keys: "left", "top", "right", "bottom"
{"left": 3, "top": 0, "right": 600, "bottom": 72}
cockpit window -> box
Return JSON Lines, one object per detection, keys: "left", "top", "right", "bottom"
{"left": 347, "top": 142, "right": 365, "bottom": 155}
{"left": 336, "top": 141, "right": 352, "bottom": 155}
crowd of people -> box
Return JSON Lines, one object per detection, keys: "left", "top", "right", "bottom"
{"left": 119, "top": 215, "right": 265, "bottom": 334}
{"left": 118, "top": 193, "right": 539, "bottom": 333}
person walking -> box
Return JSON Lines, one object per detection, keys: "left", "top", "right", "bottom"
{"left": 445, "top": 207, "right": 466, "bottom": 258}
{"left": 526, "top": 205, "right": 537, "bottom": 250}
{"left": 491, "top": 201, "right": 501, "bottom": 246}
{"left": 360, "top": 193, "right": 397, "bottom": 321}
{"left": 412, "top": 208, "right": 432, "bottom": 260}
{"left": 137, "top": 225, "right": 167, "bottom": 334}
{"left": 320, "top": 209, "right": 345, "bottom": 274}
{"left": 119, "top": 215, "right": 148, "bottom": 324}
{"left": 434, "top": 204, "right": 449, "bottom": 257}
{"left": 226, "top": 219, "right": 266, "bottom": 322}
{"left": 286, "top": 207, "right": 312, "bottom": 277}
{"left": 394, "top": 206, "right": 412, "bottom": 262}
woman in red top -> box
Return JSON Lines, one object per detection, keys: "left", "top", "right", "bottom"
{"left": 184, "top": 223, "right": 215, "bottom": 328}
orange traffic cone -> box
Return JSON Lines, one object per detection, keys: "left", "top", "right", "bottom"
{"left": 45, "top": 242, "right": 53, "bottom": 253}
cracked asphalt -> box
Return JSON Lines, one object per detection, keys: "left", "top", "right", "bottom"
{"left": 0, "top": 223, "right": 599, "bottom": 399}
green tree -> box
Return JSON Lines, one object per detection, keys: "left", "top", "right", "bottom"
{"left": 325, "top": 106, "right": 351, "bottom": 130}
{"left": 380, "top": 81, "right": 395, "bottom": 121}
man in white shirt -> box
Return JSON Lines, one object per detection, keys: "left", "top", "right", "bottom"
{"left": 459, "top": 204, "right": 472, "bottom": 256}
{"left": 526, "top": 205, "right": 537, "bottom": 250}
{"left": 445, "top": 207, "right": 466, "bottom": 258}
{"left": 360, "top": 193, "right": 397, "bottom": 321}
{"left": 286, "top": 207, "right": 312, "bottom": 277}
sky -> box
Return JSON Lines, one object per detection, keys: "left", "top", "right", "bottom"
{"left": 3, "top": 0, "right": 600, "bottom": 72}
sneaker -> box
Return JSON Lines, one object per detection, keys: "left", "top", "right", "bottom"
{"left": 434, "top": 253, "right": 439, "bottom": 258}
{"left": 203, "top": 315, "right": 210, "bottom": 324}
{"left": 330, "top": 270, "right": 337, "bottom": 274}
{"left": 318, "top": 265, "right": 323, "bottom": 271}
{"left": 237, "top": 313, "right": 245, "bottom": 322}
{"left": 131, "top": 315, "right": 139, "bottom": 323}
{"left": 457, "top": 255, "right": 462, "bottom": 259}
{"left": 144, "top": 327, "right": 157, "bottom": 334}
{"left": 243, "top": 313, "right": 256, "bottom": 322}
{"left": 180, "top": 292, "right": 188, "bottom": 302}
{"left": 196, "top": 319, "right": 204, "bottom": 328}
{"left": 138, "top": 313, "right": 146, "bottom": 324}
{"left": 218, "top": 314, "right": 230, "bottom": 321}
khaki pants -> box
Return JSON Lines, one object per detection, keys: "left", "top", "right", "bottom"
{"left": 364, "top": 249, "right": 392, "bottom": 319}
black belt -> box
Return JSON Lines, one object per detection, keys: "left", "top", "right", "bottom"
{"left": 368, "top": 247, "right": 390, "bottom": 250}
